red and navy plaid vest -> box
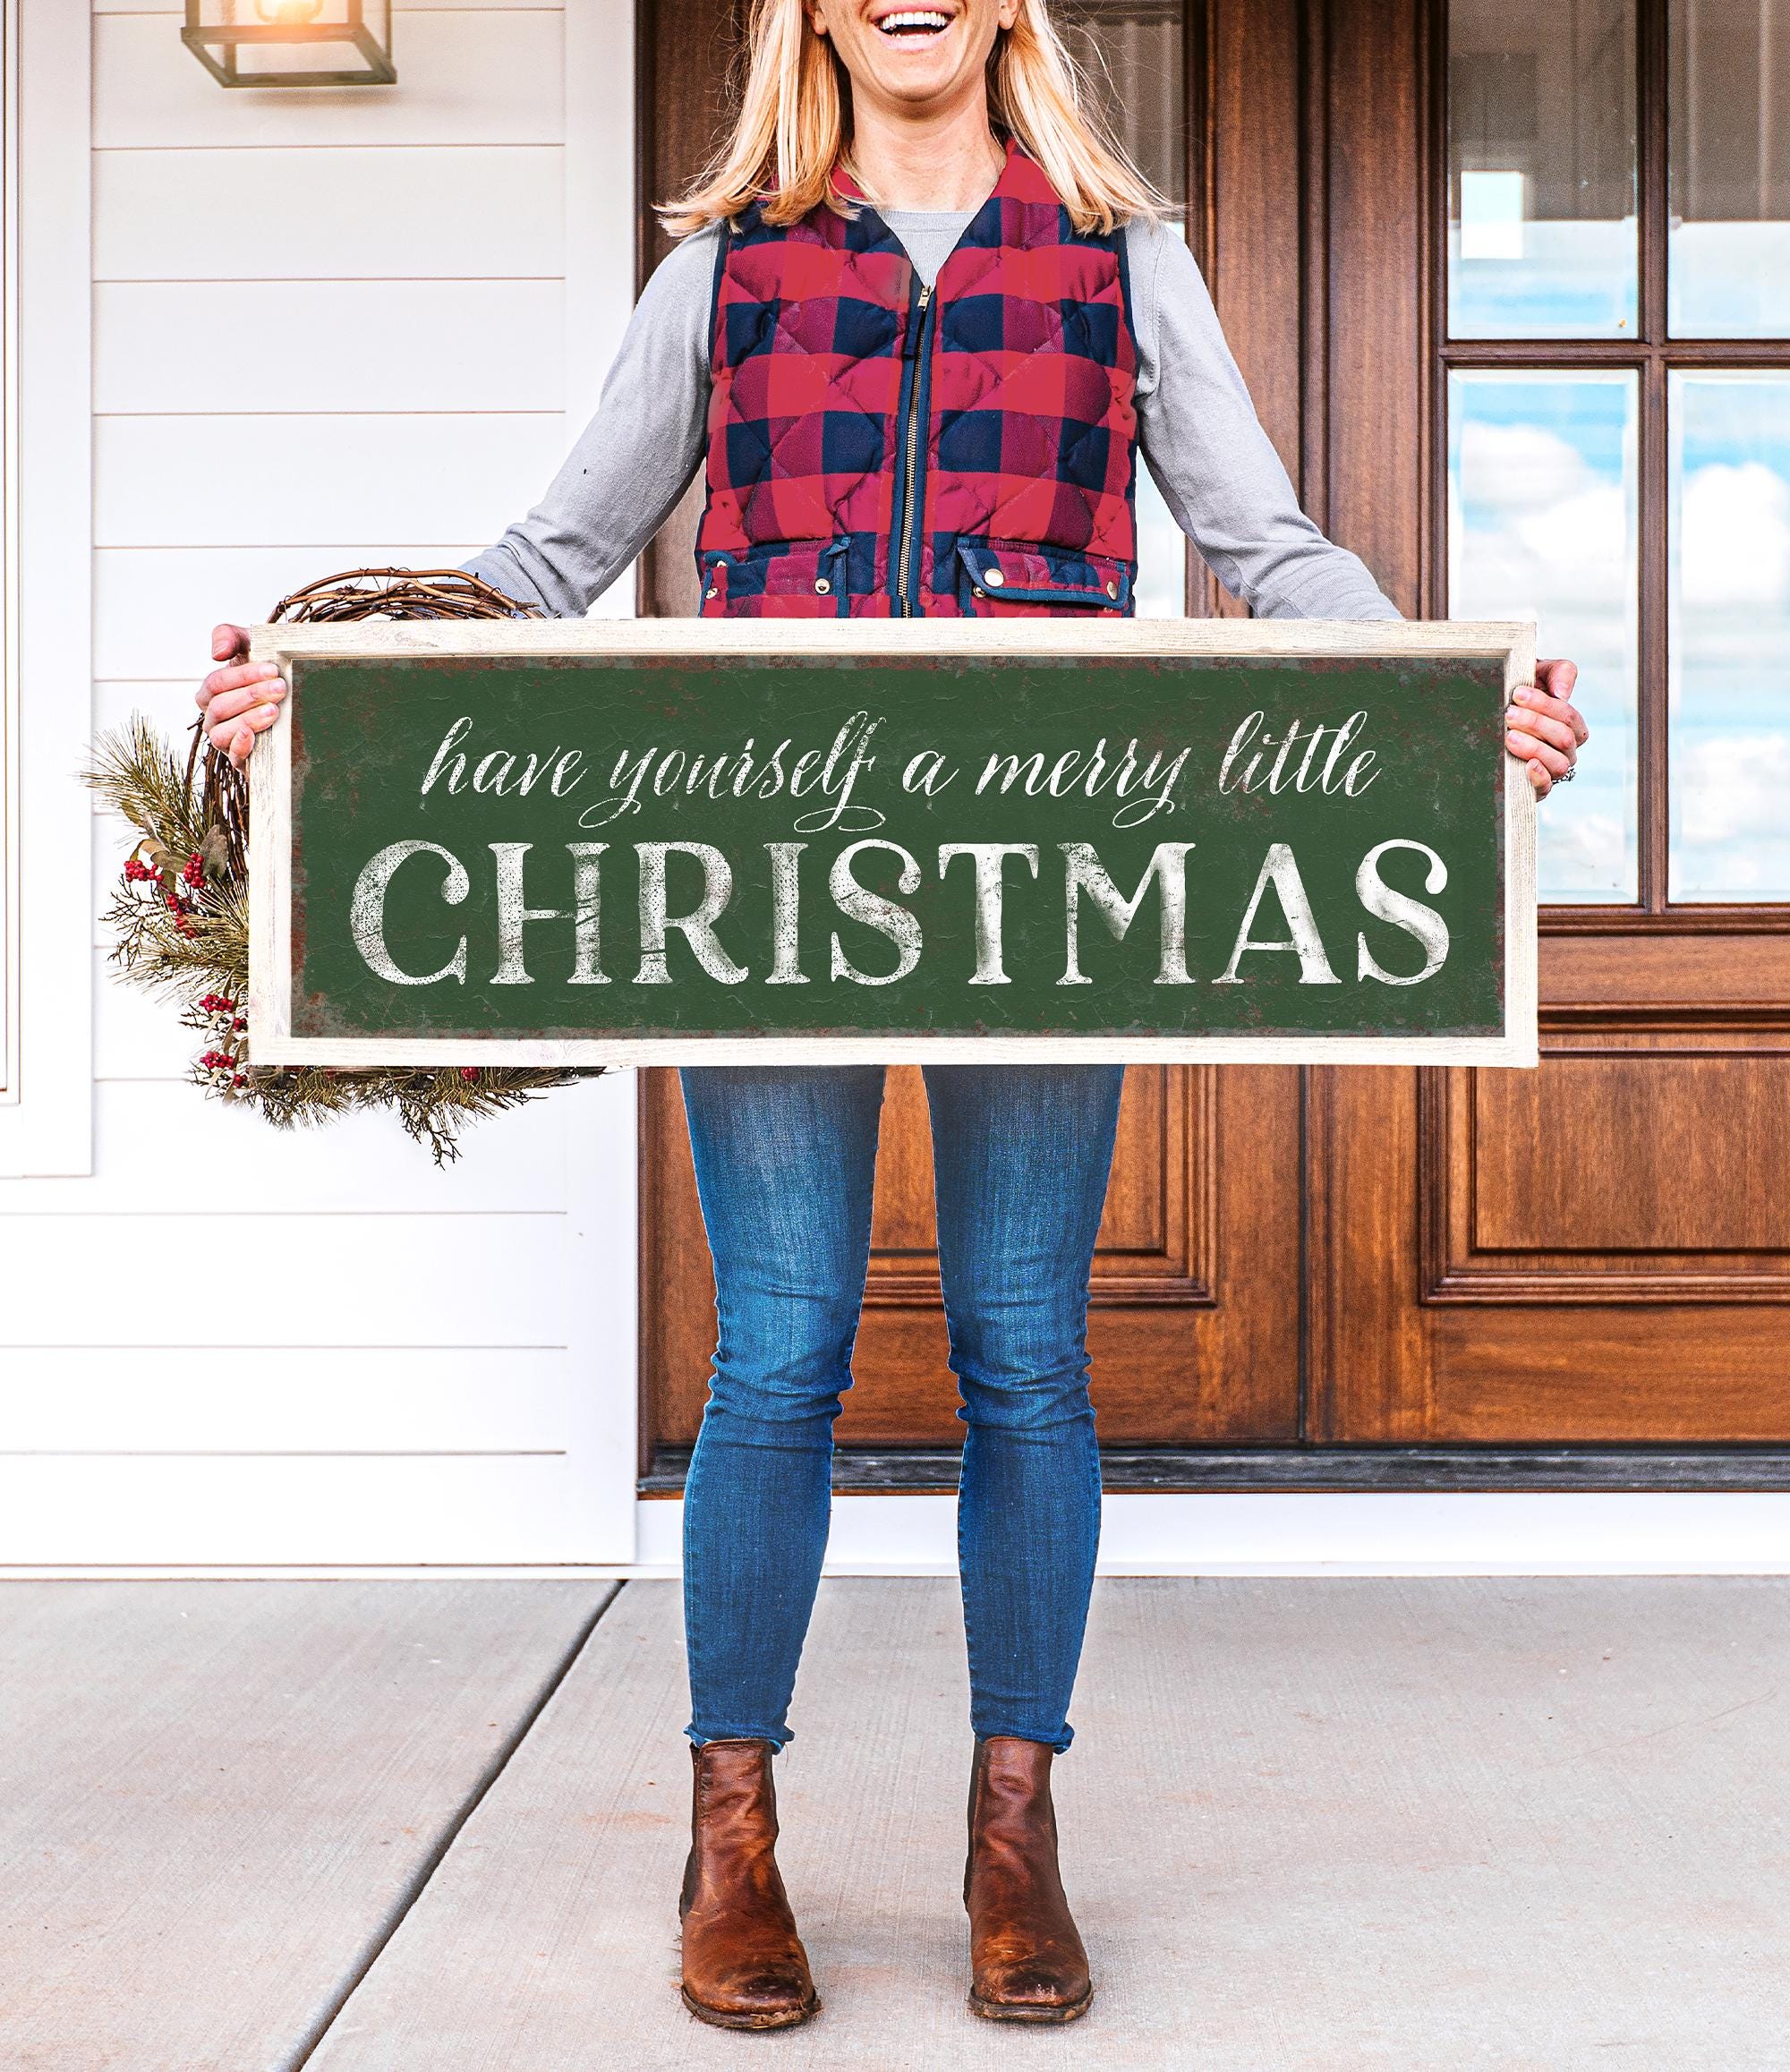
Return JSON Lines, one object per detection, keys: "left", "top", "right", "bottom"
{"left": 695, "top": 141, "right": 1138, "bottom": 619}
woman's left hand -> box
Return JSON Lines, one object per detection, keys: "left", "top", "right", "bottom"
{"left": 1507, "top": 658, "right": 1588, "bottom": 798}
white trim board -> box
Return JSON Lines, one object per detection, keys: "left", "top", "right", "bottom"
{"left": 634, "top": 1493, "right": 1790, "bottom": 1578}
{"left": 11, "top": 1491, "right": 1790, "bottom": 1579}
{"left": 0, "top": 0, "right": 94, "bottom": 1173}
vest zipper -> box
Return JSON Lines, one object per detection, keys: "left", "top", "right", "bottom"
{"left": 892, "top": 283, "right": 934, "bottom": 618}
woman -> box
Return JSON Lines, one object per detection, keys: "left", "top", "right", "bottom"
{"left": 199, "top": 0, "right": 1586, "bottom": 2032}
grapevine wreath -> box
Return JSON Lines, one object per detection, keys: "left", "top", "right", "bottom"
{"left": 85, "top": 568, "right": 593, "bottom": 1164}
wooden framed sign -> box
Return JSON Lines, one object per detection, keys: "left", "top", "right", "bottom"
{"left": 247, "top": 618, "right": 1537, "bottom": 1068}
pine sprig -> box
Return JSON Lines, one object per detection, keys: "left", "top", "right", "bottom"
{"left": 82, "top": 569, "right": 594, "bottom": 1164}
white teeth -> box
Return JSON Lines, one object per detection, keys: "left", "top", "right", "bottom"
{"left": 878, "top": 11, "right": 950, "bottom": 31}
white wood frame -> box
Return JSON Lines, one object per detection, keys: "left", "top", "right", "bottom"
{"left": 0, "top": 0, "right": 93, "bottom": 1174}
{"left": 248, "top": 615, "right": 1538, "bottom": 1069}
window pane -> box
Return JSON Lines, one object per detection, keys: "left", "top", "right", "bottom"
{"left": 1449, "top": 372, "right": 1639, "bottom": 900}
{"left": 1057, "top": 0, "right": 1185, "bottom": 211}
{"left": 1668, "top": 0, "right": 1790, "bottom": 337}
{"left": 1060, "top": 1, "right": 1186, "bottom": 613}
{"left": 1447, "top": 0, "right": 1638, "bottom": 338}
{"left": 1669, "top": 374, "right": 1790, "bottom": 898}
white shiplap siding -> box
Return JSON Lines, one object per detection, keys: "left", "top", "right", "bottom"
{"left": 0, "top": 0, "right": 640, "bottom": 1568}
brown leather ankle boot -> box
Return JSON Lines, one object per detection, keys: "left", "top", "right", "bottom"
{"left": 679, "top": 1738, "right": 819, "bottom": 2030}
{"left": 964, "top": 1735, "right": 1093, "bottom": 2023}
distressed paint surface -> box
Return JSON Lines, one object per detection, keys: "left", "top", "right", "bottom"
{"left": 288, "top": 652, "right": 1506, "bottom": 1040}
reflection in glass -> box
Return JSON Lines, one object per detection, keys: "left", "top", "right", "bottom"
{"left": 1669, "top": 375, "right": 1790, "bottom": 898}
{"left": 1669, "top": 0, "right": 1790, "bottom": 337}
{"left": 1058, "top": 0, "right": 1185, "bottom": 209}
{"left": 1447, "top": 0, "right": 1638, "bottom": 337}
{"left": 1060, "top": 0, "right": 1187, "bottom": 614}
{"left": 1449, "top": 372, "right": 1639, "bottom": 900}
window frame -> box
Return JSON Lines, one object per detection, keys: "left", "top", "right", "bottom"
{"left": 1430, "top": 0, "right": 1790, "bottom": 928}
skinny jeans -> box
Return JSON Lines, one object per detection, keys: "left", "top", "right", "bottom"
{"left": 679, "top": 1063, "right": 1124, "bottom": 1754}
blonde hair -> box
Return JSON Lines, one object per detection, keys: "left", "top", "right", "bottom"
{"left": 662, "top": 0, "right": 1166, "bottom": 237}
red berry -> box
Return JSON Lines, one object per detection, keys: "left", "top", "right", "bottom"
{"left": 233, "top": 1018, "right": 247, "bottom": 1032}
{"left": 183, "top": 853, "right": 204, "bottom": 887}
{"left": 459, "top": 1067, "right": 478, "bottom": 1083}
{"left": 233, "top": 1075, "right": 247, "bottom": 1089}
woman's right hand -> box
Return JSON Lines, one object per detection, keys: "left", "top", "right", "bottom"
{"left": 198, "top": 623, "right": 287, "bottom": 768}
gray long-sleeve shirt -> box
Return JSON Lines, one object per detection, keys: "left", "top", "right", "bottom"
{"left": 465, "top": 211, "right": 1401, "bottom": 624}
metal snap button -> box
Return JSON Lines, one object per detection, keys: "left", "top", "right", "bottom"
{"left": 814, "top": 577, "right": 831, "bottom": 594}
{"left": 1105, "top": 578, "right": 1120, "bottom": 599}
{"left": 982, "top": 567, "right": 1005, "bottom": 587}
{"left": 704, "top": 584, "right": 719, "bottom": 600}
{"left": 972, "top": 586, "right": 986, "bottom": 600}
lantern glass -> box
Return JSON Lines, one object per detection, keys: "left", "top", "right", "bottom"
{"left": 183, "top": 0, "right": 395, "bottom": 88}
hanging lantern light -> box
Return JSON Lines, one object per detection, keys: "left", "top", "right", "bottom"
{"left": 183, "top": 1, "right": 396, "bottom": 89}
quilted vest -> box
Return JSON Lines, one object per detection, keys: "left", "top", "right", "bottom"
{"left": 695, "top": 140, "right": 1139, "bottom": 619}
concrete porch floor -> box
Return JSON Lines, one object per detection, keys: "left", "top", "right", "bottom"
{"left": 5, "top": 1576, "right": 1787, "bottom": 2071}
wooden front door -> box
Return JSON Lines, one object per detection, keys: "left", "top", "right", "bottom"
{"left": 1303, "top": 0, "right": 1790, "bottom": 1454}
{"left": 635, "top": 0, "right": 1790, "bottom": 1488}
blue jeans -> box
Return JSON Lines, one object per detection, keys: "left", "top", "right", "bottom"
{"left": 679, "top": 1063, "right": 1125, "bottom": 1755}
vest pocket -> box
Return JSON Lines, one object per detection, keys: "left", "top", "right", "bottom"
{"left": 698, "top": 539, "right": 851, "bottom": 618}
{"left": 954, "top": 538, "right": 1132, "bottom": 614}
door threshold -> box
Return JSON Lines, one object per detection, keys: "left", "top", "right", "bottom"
{"left": 639, "top": 1445, "right": 1790, "bottom": 1496}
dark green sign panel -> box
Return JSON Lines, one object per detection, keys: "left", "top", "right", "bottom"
{"left": 261, "top": 630, "right": 1532, "bottom": 1064}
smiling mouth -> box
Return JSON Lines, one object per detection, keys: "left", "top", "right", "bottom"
{"left": 876, "top": 9, "right": 952, "bottom": 38}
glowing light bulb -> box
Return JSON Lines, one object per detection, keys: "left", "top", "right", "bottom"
{"left": 255, "top": 0, "right": 325, "bottom": 23}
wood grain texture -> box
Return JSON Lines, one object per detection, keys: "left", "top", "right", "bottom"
{"left": 642, "top": 1062, "right": 1300, "bottom": 1455}
{"left": 637, "top": 0, "right": 745, "bottom": 618}
{"left": 0, "top": 1580, "right": 609, "bottom": 2070}
{"left": 1421, "top": 1307, "right": 1790, "bottom": 1442}
{"left": 1206, "top": 0, "right": 1303, "bottom": 491}
{"left": 1317, "top": 1030, "right": 1790, "bottom": 1437}
{"left": 1322, "top": 0, "right": 1427, "bottom": 614}
{"left": 1474, "top": 1053, "right": 1790, "bottom": 1251}
{"left": 1306, "top": 0, "right": 1790, "bottom": 1447}
{"left": 1423, "top": 1041, "right": 1790, "bottom": 1301}
{"left": 621, "top": 0, "right": 1782, "bottom": 1467}
{"left": 1541, "top": 930, "right": 1790, "bottom": 1014}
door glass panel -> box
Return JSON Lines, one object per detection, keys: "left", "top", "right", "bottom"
{"left": 1668, "top": 0, "right": 1790, "bottom": 337}
{"left": 1449, "top": 371, "right": 1640, "bottom": 900}
{"left": 1447, "top": 0, "right": 1638, "bottom": 337}
{"left": 1669, "top": 373, "right": 1790, "bottom": 898}
{"left": 1059, "top": 0, "right": 1185, "bottom": 209}
{"left": 1061, "top": 0, "right": 1186, "bottom": 614}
